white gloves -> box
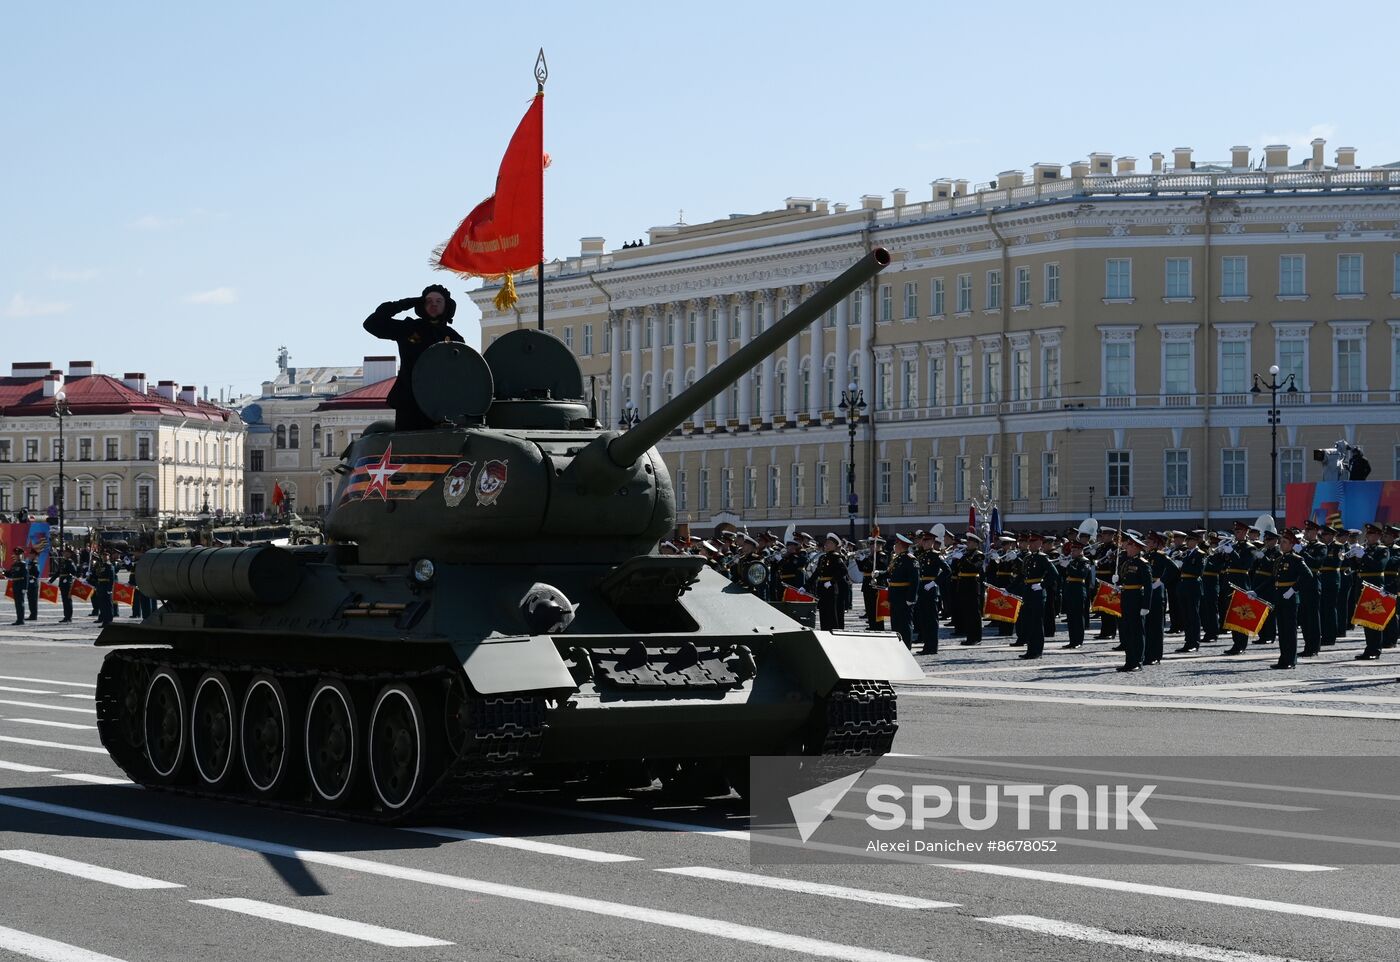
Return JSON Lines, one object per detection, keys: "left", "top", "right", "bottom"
{"left": 1350, "top": 545, "right": 1366, "bottom": 559}
{"left": 1057, "top": 557, "right": 1070, "bottom": 567}
{"left": 1247, "top": 591, "right": 1258, "bottom": 600}
{"left": 951, "top": 548, "right": 965, "bottom": 560}
{"left": 1292, "top": 543, "right": 1303, "bottom": 554}
{"left": 1140, "top": 609, "right": 1150, "bottom": 617}
{"left": 1004, "top": 550, "right": 1018, "bottom": 561}
{"left": 1283, "top": 588, "right": 1295, "bottom": 600}
{"left": 1111, "top": 575, "right": 1119, "bottom": 585}
{"left": 1152, "top": 580, "right": 1163, "bottom": 590}
{"left": 922, "top": 581, "right": 936, "bottom": 592}
{"left": 1031, "top": 584, "right": 1043, "bottom": 592}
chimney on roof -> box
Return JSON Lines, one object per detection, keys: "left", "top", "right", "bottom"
{"left": 1230, "top": 146, "right": 1250, "bottom": 171}
{"left": 155, "top": 380, "right": 177, "bottom": 402}
{"left": 997, "top": 171, "right": 1024, "bottom": 190}
{"left": 1031, "top": 163, "right": 1061, "bottom": 183}
{"left": 179, "top": 385, "right": 197, "bottom": 406}
{"left": 1089, "top": 152, "right": 1114, "bottom": 174}
{"left": 891, "top": 188, "right": 908, "bottom": 208}
{"left": 1264, "top": 144, "right": 1289, "bottom": 171}
{"left": 579, "top": 236, "right": 605, "bottom": 256}
{"left": 1310, "top": 137, "right": 1326, "bottom": 170}
{"left": 67, "top": 361, "right": 94, "bottom": 378}
{"left": 931, "top": 178, "right": 954, "bottom": 200}
{"left": 953, "top": 179, "right": 970, "bottom": 197}
{"left": 1172, "top": 147, "right": 1193, "bottom": 171}
{"left": 1115, "top": 157, "right": 1136, "bottom": 175}
{"left": 860, "top": 194, "right": 884, "bottom": 210}
{"left": 12, "top": 361, "right": 52, "bottom": 378}
{"left": 1069, "top": 160, "right": 1090, "bottom": 178}
{"left": 833, "top": 202, "right": 848, "bottom": 214}
{"left": 42, "top": 372, "right": 63, "bottom": 398}
{"left": 363, "top": 356, "right": 397, "bottom": 385}
{"left": 1150, "top": 152, "right": 1164, "bottom": 174}
{"left": 122, "top": 373, "right": 147, "bottom": 395}
{"left": 814, "top": 198, "right": 829, "bottom": 214}
{"left": 1335, "top": 146, "right": 1356, "bottom": 170}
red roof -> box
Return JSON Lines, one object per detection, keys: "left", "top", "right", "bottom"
{"left": 314, "top": 377, "right": 395, "bottom": 412}
{"left": 0, "top": 374, "right": 232, "bottom": 423}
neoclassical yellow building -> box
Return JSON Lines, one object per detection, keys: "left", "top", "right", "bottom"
{"left": 471, "top": 141, "right": 1400, "bottom": 535}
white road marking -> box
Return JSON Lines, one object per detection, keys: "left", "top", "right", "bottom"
{"left": 0, "top": 759, "right": 58, "bottom": 773}
{"left": 657, "top": 866, "right": 958, "bottom": 909}
{"left": 4, "top": 718, "right": 96, "bottom": 731}
{"left": 1250, "top": 863, "right": 1337, "bottom": 873}
{"left": 982, "top": 915, "right": 1310, "bottom": 962}
{"left": 408, "top": 826, "right": 642, "bottom": 862}
{"left": 0, "top": 923, "right": 128, "bottom": 962}
{"left": 192, "top": 898, "right": 452, "bottom": 948}
{"left": 0, "top": 796, "right": 938, "bottom": 962}
{"left": 53, "top": 774, "right": 131, "bottom": 786}
{"left": 0, "top": 849, "right": 181, "bottom": 890}
{"left": 898, "top": 688, "right": 1400, "bottom": 721}
{"left": 0, "top": 735, "right": 106, "bottom": 755}
{"left": 58, "top": 694, "right": 95, "bottom": 701}
{"left": 0, "top": 686, "right": 56, "bottom": 695}
{"left": 0, "top": 675, "right": 95, "bottom": 689}
{"left": 513, "top": 803, "right": 751, "bottom": 840}
{"left": 0, "top": 699, "right": 93, "bottom": 716}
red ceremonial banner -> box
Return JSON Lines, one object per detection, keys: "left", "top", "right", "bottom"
{"left": 2, "top": 582, "right": 11, "bottom": 600}
{"left": 39, "top": 583, "right": 58, "bottom": 604}
{"left": 1223, "top": 588, "right": 1272, "bottom": 636}
{"left": 70, "top": 581, "right": 94, "bottom": 602}
{"left": 437, "top": 93, "right": 545, "bottom": 278}
{"left": 875, "top": 588, "right": 891, "bottom": 622}
{"left": 782, "top": 585, "right": 816, "bottom": 604}
{"left": 1352, "top": 582, "right": 1398, "bottom": 632}
{"left": 1090, "top": 582, "right": 1123, "bottom": 618}
{"left": 112, "top": 582, "right": 136, "bottom": 606}
{"left": 983, "top": 584, "right": 1023, "bottom": 624}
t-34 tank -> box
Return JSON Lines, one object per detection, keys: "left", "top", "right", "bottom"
{"left": 94, "top": 246, "right": 919, "bottom": 821}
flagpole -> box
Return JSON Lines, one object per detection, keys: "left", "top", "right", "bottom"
{"left": 535, "top": 48, "right": 548, "bottom": 331}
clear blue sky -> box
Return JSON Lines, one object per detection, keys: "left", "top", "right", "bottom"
{"left": 2, "top": 1, "right": 1395, "bottom": 398}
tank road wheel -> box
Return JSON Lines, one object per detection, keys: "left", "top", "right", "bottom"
{"left": 240, "top": 674, "right": 295, "bottom": 797}
{"left": 305, "top": 680, "right": 358, "bottom": 806}
{"left": 96, "top": 653, "right": 150, "bottom": 769}
{"left": 142, "top": 668, "right": 187, "bottom": 783}
{"left": 190, "top": 671, "right": 238, "bottom": 789}
{"left": 369, "top": 683, "right": 427, "bottom": 813}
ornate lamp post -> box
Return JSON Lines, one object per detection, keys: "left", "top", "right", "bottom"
{"left": 618, "top": 400, "right": 641, "bottom": 431}
{"left": 838, "top": 382, "right": 866, "bottom": 543}
{"left": 1250, "top": 364, "right": 1299, "bottom": 517}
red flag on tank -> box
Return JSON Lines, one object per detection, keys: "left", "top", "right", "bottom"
{"left": 272, "top": 482, "right": 285, "bottom": 508}
{"left": 435, "top": 92, "right": 545, "bottom": 310}
{"left": 1352, "top": 582, "right": 1397, "bottom": 631}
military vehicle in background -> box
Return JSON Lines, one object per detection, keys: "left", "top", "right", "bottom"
{"left": 93, "top": 247, "right": 916, "bottom": 822}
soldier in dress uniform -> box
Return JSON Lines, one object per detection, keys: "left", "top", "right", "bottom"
{"left": 993, "top": 535, "right": 1021, "bottom": 642}
{"left": 1092, "top": 528, "right": 1119, "bottom": 639}
{"left": 955, "top": 532, "right": 985, "bottom": 645}
{"left": 812, "top": 534, "right": 850, "bottom": 631}
{"left": 775, "top": 538, "right": 808, "bottom": 596}
{"left": 1014, "top": 532, "right": 1059, "bottom": 660}
{"left": 1222, "top": 524, "right": 1257, "bottom": 656}
{"left": 1115, "top": 532, "right": 1151, "bottom": 672}
{"left": 1315, "top": 524, "right": 1343, "bottom": 648}
{"left": 914, "top": 530, "right": 946, "bottom": 654}
{"left": 1342, "top": 528, "right": 1365, "bottom": 641}
{"left": 885, "top": 534, "right": 919, "bottom": 649}
{"left": 1201, "top": 532, "right": 1227, "bottom": 644}
{"left": 1143, "top": 531, "right": 1176, "bottom": 665}
{"left": 24, "top": 549, "right": 40, "bottom": 621}
{"left": 48, "top": 546, "right": 77, "bottom": 623}
{"left": 1041, "top": 536, "right": 1061, "bottom": 640}
{"left": 1299, "top": 520, "right": 1327, "bottom": 656}
{"left": 1271, "top": 528, "right": 1314, "bottom": 670}
{"left": 1353, "top": 523, "right": 1388, "bottom": 660}
{"left": 1383, "top": 525, "right": 1400, "bottom": 650}
{"left": 5, "top": 547, "right": 28, "bottom": 625}
{"left": 859, "top": 537, "right": 888, "bottom": 631}
{"left": 1173, "top": 530, "right": 1206, "bottom": 653}
{"left": 1058, "top": 538, "right": 1094, "bottom": 649}
{"left": 1253, "top": 526, "right": 1281, "bottom": 645}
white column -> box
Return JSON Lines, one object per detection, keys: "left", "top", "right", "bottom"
{"left": 759, "top": 289, "right": 777, "bottom": 426}
{"left": 714, "top": 295, "right": 731, "bottom": 424}
{"left": 807, "top": 282, "right": 824, "bottom": 419}
{"left": 784, "top": 285, "right": 802, "bottom": 421}
{"left": 690, "top": 298, "right": 707, "bottom": 429}
{"left": 671, "top": 302, "right": 685, "bottom": 422}
{"left": 736, "top": 292, "right": 753, "bottom": 423}
{"left": 628, "top": 309, "right": 642, "bottom": 415}
{"left": 608, "top": 310, "right": 623, "bottom": 425}
{"left": 649, "top": 307, "right": 663, "bottom": 416}
{"left": 834, "top": 294, "right": 850, "bottom": 400}
{"left": 857, "top": 285, "right": 874, "bottom": 402}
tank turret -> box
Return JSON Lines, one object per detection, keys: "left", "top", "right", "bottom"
{"left": 324, "top": 247, "right": 890, "bottom": 565}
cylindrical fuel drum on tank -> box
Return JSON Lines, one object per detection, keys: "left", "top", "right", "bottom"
{"left": 136, "top": 546, "right": 302, "bottom": 606}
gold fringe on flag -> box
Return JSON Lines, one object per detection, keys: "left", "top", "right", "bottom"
{"left": 493, "top": 273, "right": 519, "bottom": 312}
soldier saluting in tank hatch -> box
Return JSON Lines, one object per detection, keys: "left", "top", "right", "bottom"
{"left": 363, "top": 284, "right": 466, "bottom": 430}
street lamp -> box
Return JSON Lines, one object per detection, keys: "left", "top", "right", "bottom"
{"left": 51, "top": 389, "right": 70, "bottom": 553}
{"left": 838, "top": 382, "right": 866, "bottom": 543}
{"left": 1250, "top": 363, "right": 1299, "bottom": 518}
{"left": 618, "top": 400, "right": 640, "bottom": 430}
{"left": 1088, "top": 485, "right": 1095, "bottom": 519}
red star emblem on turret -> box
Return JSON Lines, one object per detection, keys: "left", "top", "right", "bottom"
{"left": 361, "top": 444, "right": 404, "bottom": 501}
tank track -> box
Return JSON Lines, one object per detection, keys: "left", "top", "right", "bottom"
{"left": 95, "top": 648, "right": 545, "bottom": 825}
{"left": 818, "top": 680, "right": 899, "bottom": 756}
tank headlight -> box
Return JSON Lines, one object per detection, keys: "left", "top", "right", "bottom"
{"left": 412, "top": 558, "right": 436, "bottom": 583}
{"left": 743, "top": 561, "right": 768, "bottom": 587}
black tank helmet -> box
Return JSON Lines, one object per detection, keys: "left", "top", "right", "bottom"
{"left": 416, "top": 283, "right": 457, "bottom": 323}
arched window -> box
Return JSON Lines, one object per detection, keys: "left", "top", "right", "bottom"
{"left": 662, "top": 371, "right": 674, "bottom": 404}
{"left": 824, "top": 357, "right": 837, "bottom": 411}
{"left": 289, "top": 425, "right": 300, "bottom": 449}
{"left": 311, "top": 424, "right": 322, "bottom": 449}
{"left": 275, "top": 425, "right": 286, "bottom": 449}
{"left": 640, "top": 373, "right": 653, "bottom": 417}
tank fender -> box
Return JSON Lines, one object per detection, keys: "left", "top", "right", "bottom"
{"left": 451, "top": 634, "right": 577, "bottom": 695}
{"left": 772, "top": 629, "right": 923, "bottom": 693}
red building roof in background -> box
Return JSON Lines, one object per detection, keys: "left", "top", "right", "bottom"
{"left": 0, "top": 374, "right": 233, "bottom": 423}
{"left": 314, "top": 377, "right": 395, "bottom": 412}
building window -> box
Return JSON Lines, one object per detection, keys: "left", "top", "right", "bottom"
{"left": 902, "top": 459, "right": 917, "bottom": 503}
{"left": 581, "top": 324, "right": 592, "bottom": 356}
{"left": 676, "top": 470, "right": 687, "bottom": 512}
{"left": 24, "top": 483, "right": 38, "bottom": 510}
{"left": 1105, "top": 342, "right": 1132, "bottom": 396}
{"left": 105, "top": 438, "right": 119, "bottom": 460}
{"left": 1107, "top": 450, "right": 1132, "bottom": 498}
{"left": 766, "top": 464, "right": 780, "bottom": 508}
{"left": 720, "top": 468, "right": 733, "bottom": 510}
{"left": 563, "top": 326, "right": 574, "bottom": 351}
{"left": 1278, "top": 338, "right": 1306, "bottom": 389}
{"left": 1012, "top": 348, "right": 1030, "bottom": 401}
{"left": 1014, "top": 266, "right": 1031, "bottom": 307}
{"left": 1336, "top": 338, "right": 1364, "bottom": 391}
{"left": 1279, "top": 448, "right": 1305, "bottom": 489}
{"left": 708, "top": 309, "right": 718, "bottom": 342}
{"left": 1041, "top": 451, "right": 1058, "bottom": 500}
{"left": 878, "top": 460, "right": 892, "bottom": 505}
{"left": 1221, "top": 449, "right": 1247, "bottom": 498}
{"left": 0, "top": 440, "right": 9, "bottom": 463}
{"left": 1011, "top": 453, "right": 1027, "bottom": 501}
{"left": 876, "top": 360, "right": 893, "bottom": 410}
{"left": 1280, "top": 255, "right": 1305, "bottom": 296}
{"left": 1041, "top": 345, "right": 1061, "bottom": 399}
{"left": 983, "top": 454, "right": 998, "bottom": 492}
{"left": 1105, "top": 259, "right": 1132, "bottom": 300}
{"left": 137, "top": 483, "right": 152, "bottom": 515}
{"left": 687, "top": 311, "right": 698, "bottom": 343}
{"left": 956, "top": 274, "right": 972, "bottom": 313}
{"left": 743, "top": 466, "right": 758, "bottom": 509}
{"left": 24, "top": 439, "right": 38, "bottom": 462}
{"left": 250, "top": 449, "right": 264, "bottom": 472}
{"left": 1220, "top": 341, "right": 1247, "bottom": 393}
{"left": 903, "top": 282, "right": 917, "bottom": 319}
{"left": 1338, "top": 253, "right": 1363, "bottom": 295}
{"left": 642, "top": 319, "right": 653, "bottom": 349}
{"left": 986, "top": 270, "right": 1002, "bottom": 311}
{"left": 104, "top": 482, "right": 119, "bottom": 511}
{"left": 955, "top": 456, "right": 969, "bottom": 502}
{"left": 0, "top": 485, "right": 9, "bottom": 510}
{"left": 823, "top": 360, "right": 836, "bottom": 411}
{"left": 1221, "top": 256, "right": 1248, "bottom": 298}
{"left": 901, "top": 358, "right": 917, "bottom": 408}
{"left": 984, "top": 351, "right": 1001, "bottom": 404}
{"left": 311, "top": 425, "right": 321, "bottom": 451}
{"left": 816, "top": 462, "right": 829, "bottom": 506}
{"left": 52, "top": 438, "right": 63, "bottom": 461}
{"left": 1164, "top": 341, "right": 1192, "bottom": 395}
{"left": 954, "top": 354, "right": 971, "bottom": 405}
{"left": 77, "top": 438, "right": 92, "bottom": 461}
{"left": 878, "top": 284, "right": 893, "bottom": 322}
{"left": 790, "top": 462, "right": 804, "bottom": 507}
{"left": 931, "top": 278, "right": 945, "bottom": 316}
{"left": 699, "top": 467, "right": 710, "bottom": 512}
{"left": 928, "top": 457, "right": 943, "bottom": 503}
{"left": 250, "top": 493, "right": 265, "bottom": 514}
{"left": 78, "top": 483, "right": 92, "bottom": 511}
{"left": 604, "top": 323, "right": 613, "bottom": 353}
{"left": 1164, "top": 449, "right": 1190, "bottom": 498}
{"left": 822, "top": 307, "right": 835, "bottom": 329}
{"left": 928, "top": 355, "right": 944, "bottom": 406}
{"left": 1044, "top": 263, "right": 1061, "bottom": 303}
{"left": 1165, "top": 257, "right": 1192, "bottom": 298}
{"left": 275, "top": 425, "right": 286, "bottom": 449}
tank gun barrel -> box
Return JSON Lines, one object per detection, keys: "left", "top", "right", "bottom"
{"left": 607, "top": 247, "right": 890, "bottom": 467}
